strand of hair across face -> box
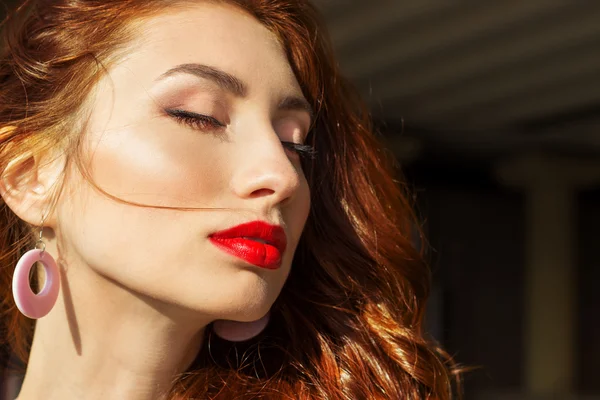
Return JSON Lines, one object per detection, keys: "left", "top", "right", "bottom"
{"left": 0, "top": 1, "right": 464, "bottom": 398}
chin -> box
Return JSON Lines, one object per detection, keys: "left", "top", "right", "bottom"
{"left": 221, "top": 292, "right": 279, "bottom": 322}
{"left": 233, "top": 300, "right": 274, "bottom": 322}
{"left": 166, "top": 278, "right": 281, "bottom": 322}
{"left": 220, "top": 273, "right": 283, "bottom": 321}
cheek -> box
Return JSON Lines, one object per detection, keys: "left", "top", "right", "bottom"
{"left": 289, "top": 179, "right": 311, "bottom": 241}
{"left": 300, "top": 181, "right": 311, "bottom": 224}
{"left": 83, "top": 121, "right": 227, "bottom": 208}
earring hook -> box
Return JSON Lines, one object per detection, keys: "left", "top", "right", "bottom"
{"left": 35, "top": 214, "right": 47, "bottom": 253}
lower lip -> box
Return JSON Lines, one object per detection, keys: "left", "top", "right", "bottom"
{"left": 209, "top": 237, "right": 282, "bottom": 270}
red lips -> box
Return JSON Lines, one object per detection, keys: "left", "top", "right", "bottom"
{"left": 209, "top": 221, "right": 287, "bottom": 270}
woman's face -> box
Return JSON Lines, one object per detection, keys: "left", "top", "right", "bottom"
{"left": 55, "top": 2, "right": 311, "bottom": 321}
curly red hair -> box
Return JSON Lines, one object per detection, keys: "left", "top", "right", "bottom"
{"left": 0, "top": 1, "right": 462, "bottom": 398}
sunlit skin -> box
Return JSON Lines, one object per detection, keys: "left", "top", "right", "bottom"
{"left": 10, "top": 3, "right": 311, "bottom": 399}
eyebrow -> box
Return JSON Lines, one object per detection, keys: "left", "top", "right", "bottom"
{"left": 157, "top": 63, "right": 247, "bottom": 97}
{"left": 157, "top": 63, "right": 314, "bottom": 124}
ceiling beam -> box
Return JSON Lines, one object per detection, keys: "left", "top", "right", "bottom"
{"left": 326, "top": 0, "right": 449, "bottom": 50}
{"left": 370, "top": 4, "right": 600, "bottom": 105}
{"left": 340, "top": 0, "right": 568, "bottom": 79}
{"left": 407, "top": 37, "right": 600, "bottom": 122}
{"left": 459, "top": 72, "right": 600, "bottom": 127}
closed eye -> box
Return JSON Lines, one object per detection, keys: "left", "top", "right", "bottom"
{"left": 166, "top": 108, "right": 315, "bottom": 159}
{"left": 281, "top": 141, "right": 316, "bottom": 160}
{"left": 165, "top": 109, "right": 226, "bottom": 131}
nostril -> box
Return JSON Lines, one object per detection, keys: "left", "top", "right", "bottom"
{"left": 249, "top": 188, "right": 275, "bottom": 198}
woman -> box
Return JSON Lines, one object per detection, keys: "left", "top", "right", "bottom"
{"left": 0, "top": 0, "right": 461, "bottom": 399}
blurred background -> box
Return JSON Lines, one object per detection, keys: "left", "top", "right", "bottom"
{"left": 1, "top": 0, "right": 599, "bottom": 399}
{"left": 314, "top": 1, "right": 600, "bottom": 399}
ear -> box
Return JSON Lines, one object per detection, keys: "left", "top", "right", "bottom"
{"left": 0, "top": 146, "right": 65, "bottom": 228}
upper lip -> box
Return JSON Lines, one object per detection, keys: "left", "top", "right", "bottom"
{"left": 209, "top": 221, "right": 287, "bottom": 253}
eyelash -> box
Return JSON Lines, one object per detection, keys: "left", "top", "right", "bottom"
{"left": 166, "top": 108, "right": 316, "bottom": 160}
{"left": 166, "top": 108, "right": 225, "bottom": 130}
{"left": 281, "top": 142, "right": 317, "bottom": 160}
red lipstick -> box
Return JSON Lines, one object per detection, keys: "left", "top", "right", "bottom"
{"left": 209, "top": 221, "right": 287, "bottom": 270}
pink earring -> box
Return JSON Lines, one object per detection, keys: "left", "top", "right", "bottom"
{"left": 12, "top": 219, "right": 60, "bottom": 319}
{"left": 213, "top": 312, "right": 270, "bottom": 342}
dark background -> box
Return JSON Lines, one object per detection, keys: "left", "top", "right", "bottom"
{"left": 2, "top": 1, "right": 600, "bottom": 399}
{"left": 314, "top": 2, "right": 600, "bottom": 399}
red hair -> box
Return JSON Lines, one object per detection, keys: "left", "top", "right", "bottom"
{"left": 0, "top": 1, "right": 463, "bottom": 398}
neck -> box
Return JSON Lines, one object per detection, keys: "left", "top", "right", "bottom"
{"left": 16, "top": 256, "right": 207, "bottom": 400}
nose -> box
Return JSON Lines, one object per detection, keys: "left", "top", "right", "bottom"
{"left": 230, "top": 134, "right": 302, "bottom": 207}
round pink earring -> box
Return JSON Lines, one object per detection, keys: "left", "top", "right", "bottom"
{"left": 12, "top": 221, "right": 60, "bottom": 319}
{"left": 213, "top": 312, "right": 270, "bottom": 342}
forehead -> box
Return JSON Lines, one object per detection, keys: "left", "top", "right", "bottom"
{"left": 114, "top": 2, "right": 302, "bottom": 95}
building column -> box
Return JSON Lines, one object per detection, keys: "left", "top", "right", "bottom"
{"left": 496, "top": 154, "right": 600, "bottom": 397}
